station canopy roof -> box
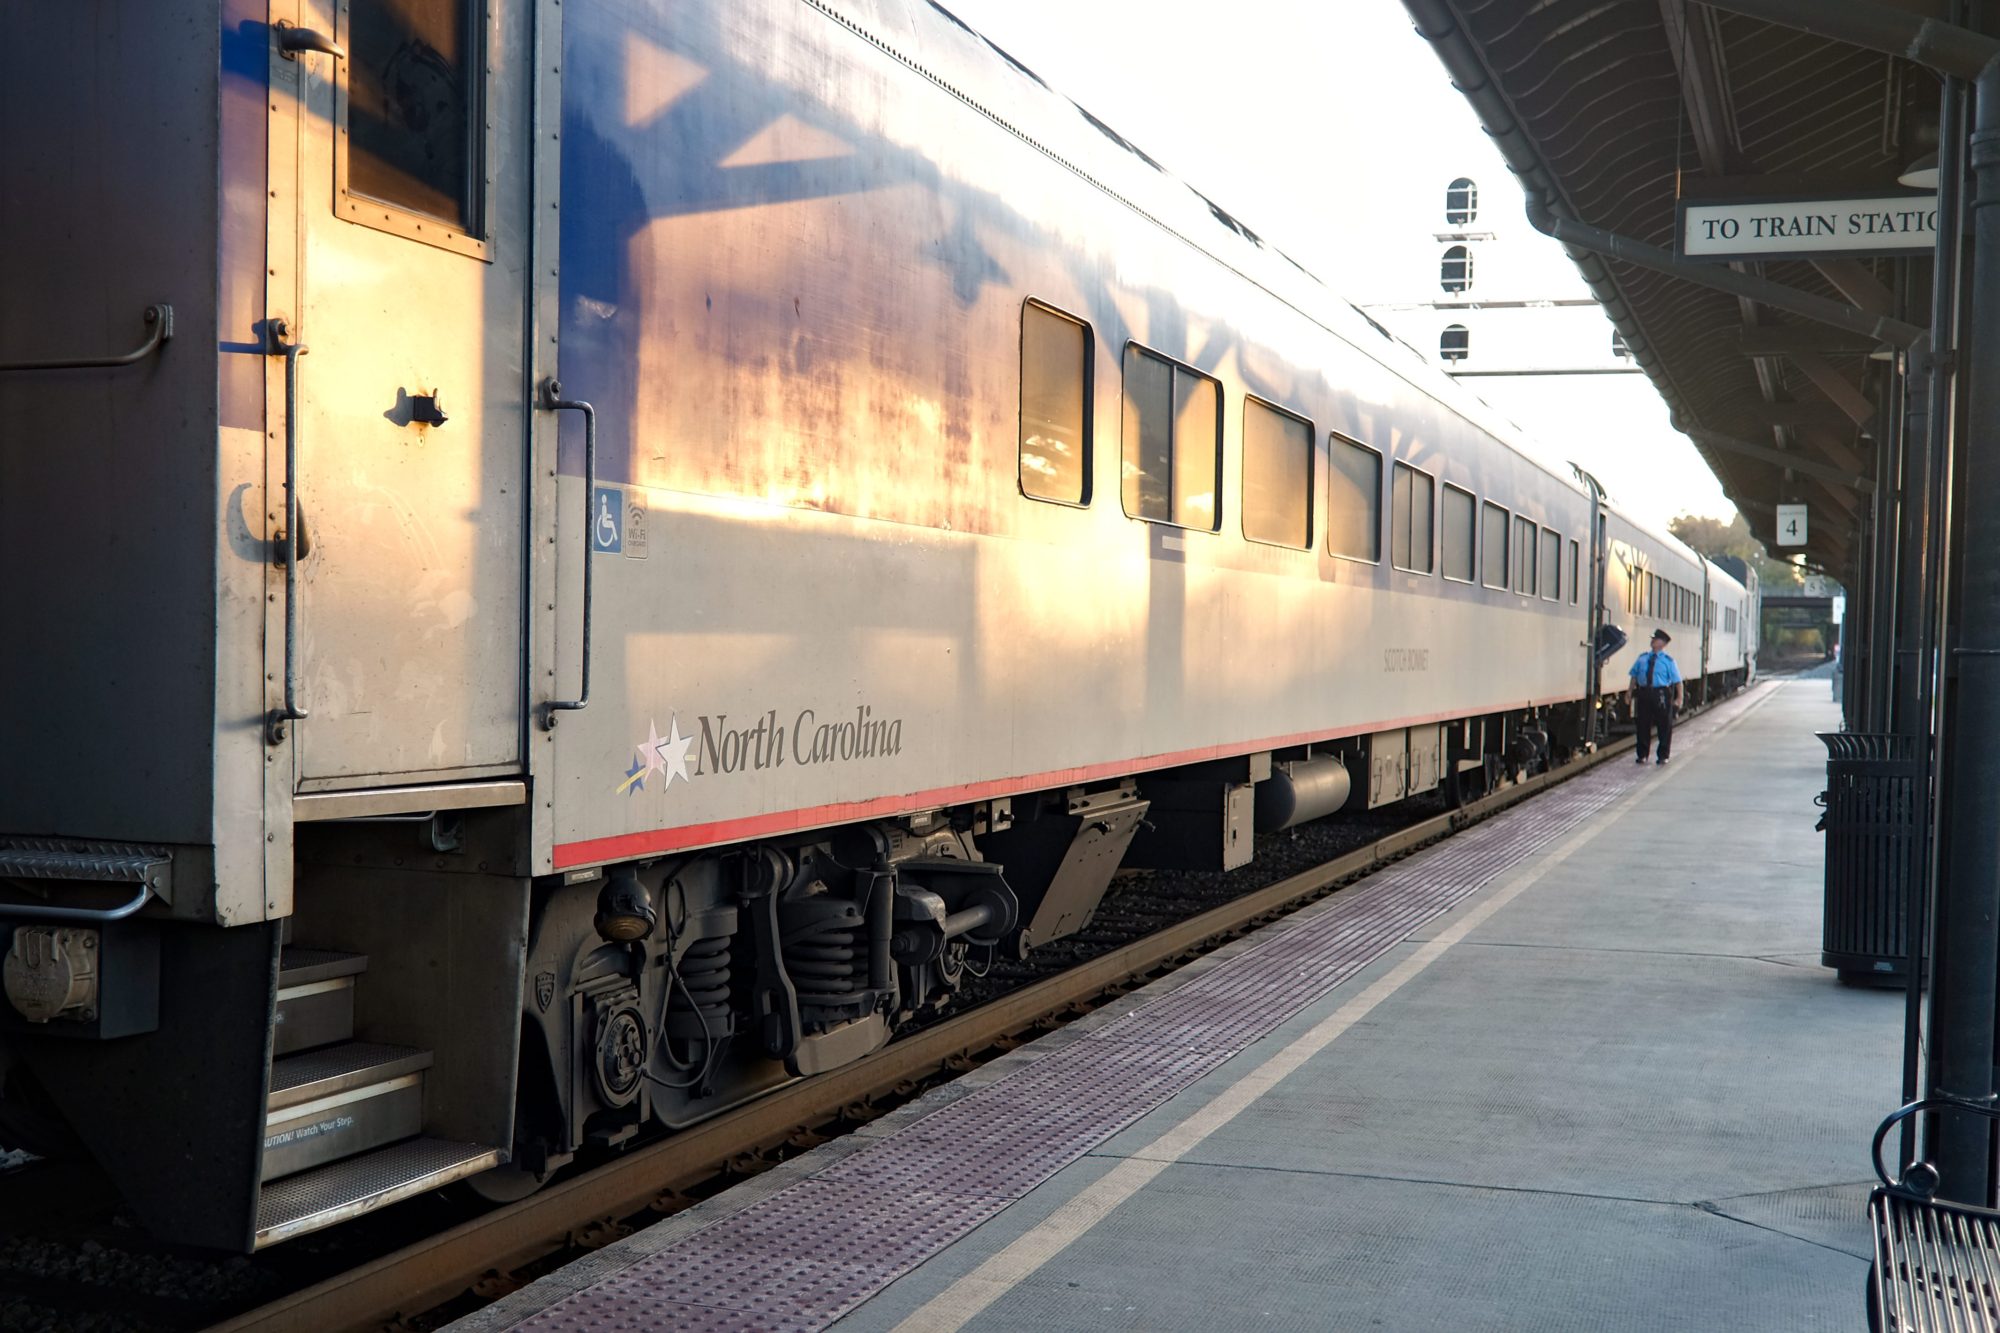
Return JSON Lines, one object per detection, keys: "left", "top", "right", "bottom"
{"left": 1407, "top": 0, "right": 1951, "bottom": 572}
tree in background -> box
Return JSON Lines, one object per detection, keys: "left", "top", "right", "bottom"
{"left": 1669, "top": 512, "right": 1805, "bottom": 593}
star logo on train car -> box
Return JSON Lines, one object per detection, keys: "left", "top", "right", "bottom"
{"left": 616, "top": 716, "right": 696, "bottom": 795}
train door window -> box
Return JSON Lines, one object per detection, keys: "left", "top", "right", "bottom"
{"left": 1441, "top": 484, "right": 1475, "bottom": 582}
{"left": 1242, "top": 397, "right": 1313, "bottom": 549}
{"left": 1327, "top": 433, "right": 1381, "bottom": 562}
{"left": 1481, "top": 502, "right": 1508, "bottom": 589}
{"left": 1540, "top": 529, "right": 1560, "bottom": 600}
{"left": 1512, "top": 515, "right": 1536, "bottom": 596}
{"left": 1020, "top": 302, "right": 1092, "bottom": 505}
{"left": 341, "top": 0, "right": 489, "bottom": 254}
{"left": 1568, "top": 539, "right": 1580, "bottom": 605}
{"left": 1121, "top": 345, "right": 1220, "bottom": 531}
{"left": 1391, "top": 463, "right": 1434, "bottom": 574}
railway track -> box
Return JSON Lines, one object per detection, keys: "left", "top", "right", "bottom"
{"left": 204, "top": 719, "right": 1656, "bottom": 1333}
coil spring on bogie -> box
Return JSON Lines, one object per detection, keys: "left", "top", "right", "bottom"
{"left": 784, "top": 923, "right": 867, "bottom": 1007}
{"left": 666, "top": 934, "right": 734, "bottom": 1040}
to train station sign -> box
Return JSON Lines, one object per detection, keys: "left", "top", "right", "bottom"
{"left": 1678, "top": 193, "right": 1937, "bottom": 261}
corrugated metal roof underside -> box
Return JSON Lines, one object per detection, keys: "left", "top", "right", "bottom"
{"left": 1438, "top": 0, "right": 1943, "bottom": 570}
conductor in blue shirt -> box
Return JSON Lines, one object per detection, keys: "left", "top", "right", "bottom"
{"left": 1629, "top": 629, "right": 1684, "bottom": 765}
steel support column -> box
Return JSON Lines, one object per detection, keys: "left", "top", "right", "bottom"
{"left": 1931, "top": 59, "right": 2000, "bottom": 1204}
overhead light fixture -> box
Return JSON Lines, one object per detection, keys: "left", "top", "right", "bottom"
{"left": 1898, "top": 151, "right": 1940, "bottom": 190}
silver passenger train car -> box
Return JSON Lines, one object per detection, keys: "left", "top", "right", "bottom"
{"left": 0, "top": 0, "right": 1755, "bottom": 1249}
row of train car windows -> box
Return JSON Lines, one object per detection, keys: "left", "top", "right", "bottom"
{"left": 1634, "top": 570, "right": 1704, "bottom": 627}
{"left": 1021, "top": 302, "right": 1580, "bottom": 604}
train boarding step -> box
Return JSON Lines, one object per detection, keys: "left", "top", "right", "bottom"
{"left": 255, "top": 1137, "right": 502, "bottom": 1249}
{"left": 263, "top": 1041, "right": 431, "bottom": 1181}
{"left": 255, "top": 944, "right": 507, "bottom": 1246}
{"left": 274, "top": 947, "right": 367, "bottom": 1055}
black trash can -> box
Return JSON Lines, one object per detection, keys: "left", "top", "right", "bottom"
{"left": 1817, "top": 733, "right": 1921, "bottom": 985}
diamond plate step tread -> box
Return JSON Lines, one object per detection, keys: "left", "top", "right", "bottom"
{"left": 278, "top": 947, "right": 368, "bottom": 988}
{"left": 255, "top": 1137, "right": 502, "bottom": 1248}
{"left": 267, "top": 1041, "right": 431, "bottom": 1112}
{"left": 500, "top": 685, "right": 1775, "bottom": 1332}
{"left": 0, "top": 838, "right": 169, "bottom": 883}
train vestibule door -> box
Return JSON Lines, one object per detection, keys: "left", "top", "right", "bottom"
{"left": 268, "top": 0, "right": 533, "bottom": 790}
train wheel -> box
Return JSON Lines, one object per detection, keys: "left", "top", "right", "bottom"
{"left": 462, "top": 1158, "right": 549, "bottom": 1204}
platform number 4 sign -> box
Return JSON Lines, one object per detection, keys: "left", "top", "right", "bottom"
{"left": 1776, "top": 504, "right": 1808, "bottom": 548}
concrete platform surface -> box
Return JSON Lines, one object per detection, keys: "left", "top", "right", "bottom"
{"left": 460, "top": 679, "right": 1897, "bottom": 1332}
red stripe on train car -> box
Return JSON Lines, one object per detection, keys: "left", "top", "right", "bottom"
{"left": 551, "top": 693, "right": 1588, "bottom": 868}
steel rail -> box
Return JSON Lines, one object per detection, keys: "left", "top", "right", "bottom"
{"left": 212, "top": 717, "right": 1668, "bottom": 1333}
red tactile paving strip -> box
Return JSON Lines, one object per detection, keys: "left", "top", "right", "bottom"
{"left": 507, "top": 688, "right": 1773, "bottom": 1332}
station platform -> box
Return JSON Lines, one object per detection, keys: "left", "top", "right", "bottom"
{"left": 458, "top": 675, "right": 1897, "bottom": 1332}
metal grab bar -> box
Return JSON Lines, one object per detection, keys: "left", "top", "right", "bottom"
{"left": 0, "top": 883, "right": 152, "bottom": 925}
{"left": 540, "top": 379, "right": 596, "bottom": 728}
{"left": 0, "top": 304, "right": 173, "bottom": 372}
{"left": 268, "top": 320, "right": 310, "bottom": 744}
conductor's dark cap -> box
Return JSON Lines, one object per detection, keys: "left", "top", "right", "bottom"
{"left": 1652, "top": 628, "right": 1671, "bottom": 643}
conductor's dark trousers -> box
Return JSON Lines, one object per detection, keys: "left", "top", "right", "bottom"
{"left": 1635, "top": 687, "right": 1674, "bottom": 761}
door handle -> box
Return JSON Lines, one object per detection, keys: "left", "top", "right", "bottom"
{"left": 276, "top": 21, "right": 346, "bottom": 61}
{"left": 268, "top": 320, "right": 310, "bottom": 744}
{"left": 540, "top": 379, "right": 595, "bottom": 729}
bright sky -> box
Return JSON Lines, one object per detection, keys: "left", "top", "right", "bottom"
{"left": 944, "top": 0, "right": 1738, "bottom": 530}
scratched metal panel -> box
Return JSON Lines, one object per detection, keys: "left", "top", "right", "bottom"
{"left": 509, "top": 689, "right": 1764, "bottom": 1332}
{"left": 276, "top": 0, "right": 534, "bottom": 787}
{"left": 540, "top": 0, "right": 1616, "bottom": 870}
{"left": 0, "top": 6, "right": 226, "bottom": 845}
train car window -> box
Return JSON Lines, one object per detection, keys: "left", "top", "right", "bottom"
{"left": 1568, "top": 539, "right": 1580, "bottom": 605}
{"left": 1327, "top": 434, "right": 1381, "bottom": 562}
{"left": 1391, "top": 463, "right": 1434, "bottom": 574}
{"left": 344, "top": 0, "right": 486, "bottom": 238}
{"left": 1441, "top": 484, "right": 1475, "bottom": 582}
{"left": 1481, "top": 502, "right": 1508, "bottom": 589}
{"left": 1512, "top": 515, "right": 1536, "bottom": 596}
{"left": 1540, "top": 529, "right": 1560, "bottom": 600}
{"left": 1242, "top": 398, "right": 1313, "bottom": 549}
{"left": 1121, "top": 345, "right": 1220, "bottom": 531}
{"left": 1020, "top": 302, "right": 1092, "bottom": 505}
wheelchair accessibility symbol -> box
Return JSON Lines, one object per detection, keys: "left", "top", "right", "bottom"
{"left": 592, "top": 486, "right": 623, "bottom": 554}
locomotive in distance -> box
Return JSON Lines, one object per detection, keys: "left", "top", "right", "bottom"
{"left": 0, "top": 0, "right": 1756, "bottom": 1251}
